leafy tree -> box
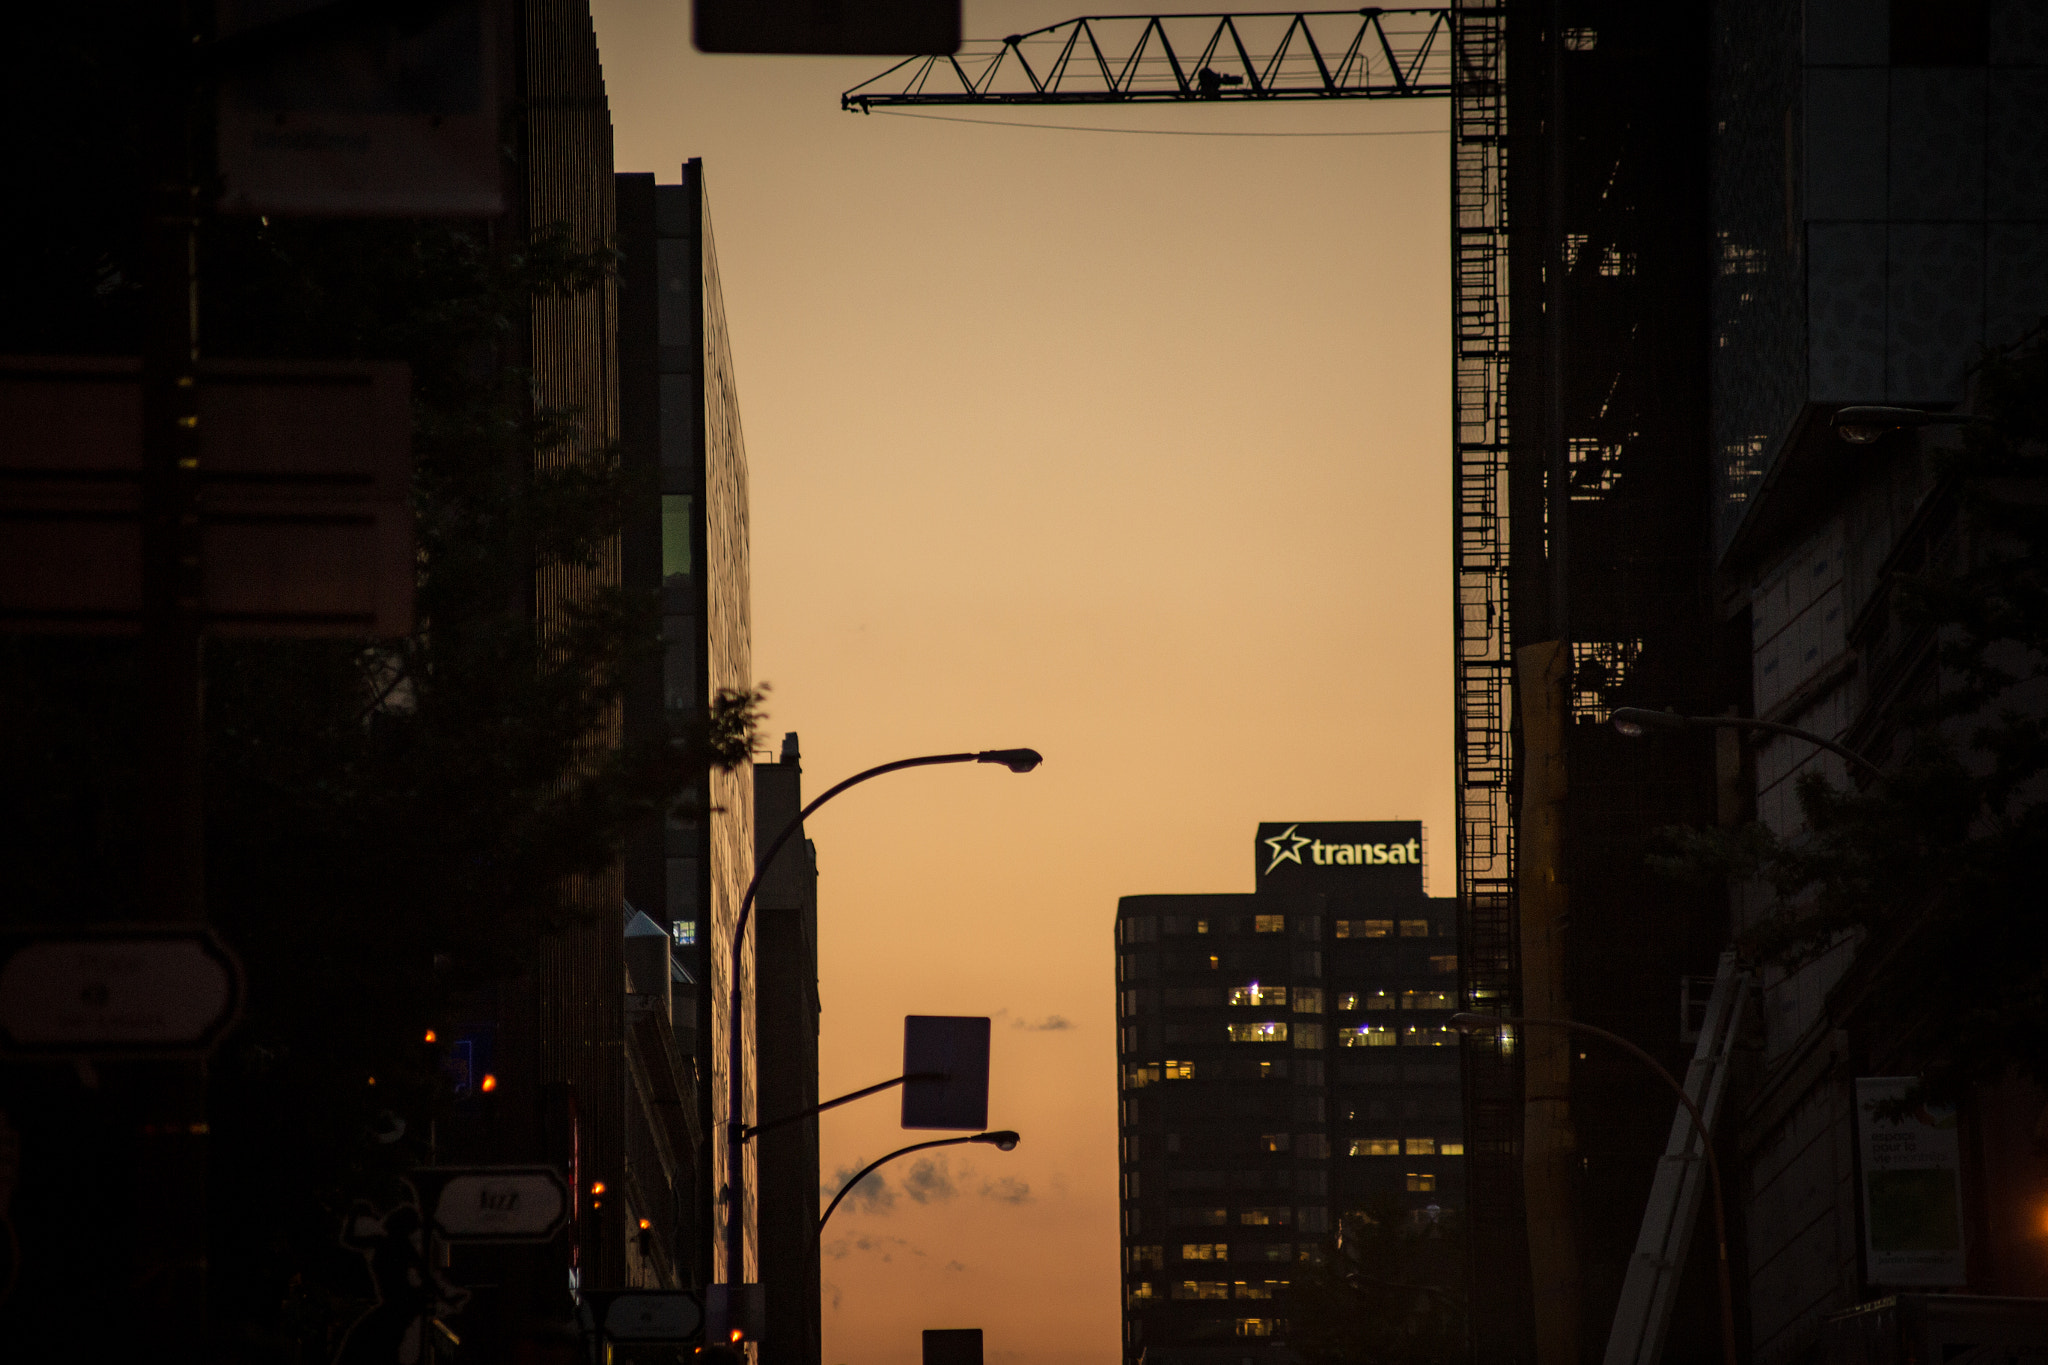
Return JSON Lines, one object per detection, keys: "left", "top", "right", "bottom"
{"left": 1289, "top": 1199, "right": 1467, "bottom": 1365}
{"left": 1655, "top": 328, "right": 2048, "bottom": 1101}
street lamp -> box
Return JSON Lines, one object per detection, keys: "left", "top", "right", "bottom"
{"left": 818, "top": 1130, "right": 1022, "bottom": 1234}
{"left": 1608, "top": 706, "right": 1885, "bottom": 783}
{"left": 1449, "top": 1013, "right": 1738, "bottom": 1365}
{"left": 723, "top": 749, "right": 1043, "bottom": 1287}
{"left": 1832, "top": 404, "right": 1987, "bottom": 445}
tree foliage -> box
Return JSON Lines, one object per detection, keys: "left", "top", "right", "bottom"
{"left": 1654, "top": 329, "right": 2048, "bottom": 1099}
{"left": 1289, "top": 1200, "right": 1467, "bottom": 1365}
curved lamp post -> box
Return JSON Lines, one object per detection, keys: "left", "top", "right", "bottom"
{"left": 1450, "top": 1013, "right": 1738, "bottom": 1365}
{"left": 818, "top": 1130, "right": 1021, "bottom": 1234}
{"left": 1609, "top": 706, "right": 1885, "bottom": 783}
{"left": 722, "top": 749, "right": 1043, "bottom": 1286}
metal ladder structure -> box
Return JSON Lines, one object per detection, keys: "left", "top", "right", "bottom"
{"left": 1603, "top": 950, "right": 1752, "bottom": 1365}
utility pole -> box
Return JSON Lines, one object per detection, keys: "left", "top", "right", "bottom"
{"left": 134, "top": 1, "right": 209, "bottom": 1357}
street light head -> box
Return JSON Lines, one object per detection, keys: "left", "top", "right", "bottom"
{"left": 977, "top": 748, "right": 1043, "bottom": 773}
{"left": 1611, "top": 707, "right": 1690, "bottom": 739}
{"left": 1833, "top": 404, "right": 1942, "bottom": 444}
{"left": 974, "top": 1129, "right": 1022, "bottom": 1151}
{"left": 1449, "top": 1012, "right": 1495, "bottom": 1036}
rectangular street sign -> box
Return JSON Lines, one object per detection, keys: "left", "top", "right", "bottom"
{"left": 0, "top": 355, "right": 413, "bottom": 637}
{"left": 214, "top": 0, "right": 504, "bottom": 217}
{"left": 902, "top": 1015, "right": 990, "bottom": 1130}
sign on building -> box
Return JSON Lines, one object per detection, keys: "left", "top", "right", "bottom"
{"left": 1856, "top": 1077, "right": 1966, "bottom": 1286}
{"left": 214, "top": 0, "right": 503, "bottom": 218}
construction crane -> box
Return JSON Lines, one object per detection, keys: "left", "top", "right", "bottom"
{"left": 842, "top": 8, "right": 1529, "bottom": 1352}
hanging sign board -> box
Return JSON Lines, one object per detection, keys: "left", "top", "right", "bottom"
{"left": 0, "top": 926, "right": 243, "bottom": 1057}
{"left": 901, "top": 1015, "right": 990, "bottom": 1130}
{"left": 421, "top": 1166, "right": 572, "bottom": 1243}
{"left": 1856, "top": 1077, "right": 1967, "bottom": 1286}
{"left": 213, "top": 0, "right": 504, "bottom": 217}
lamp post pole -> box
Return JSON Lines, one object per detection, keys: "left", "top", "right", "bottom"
{"left": 720, "top": 748, "right": 1041, "bottom": 1289}
{"left": 817, "top": 1131, "right": 1020, "bottom": 1234}
{"left": 1609, "top": 707, "right": 1885, "bottom": 783}
{"left": 1450, "top": 1012, "right": 1739, "bottom": 1365}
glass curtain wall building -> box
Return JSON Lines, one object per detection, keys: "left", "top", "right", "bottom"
{"left": 1117, "top": 822, "right": 1462, "bottom": 1365}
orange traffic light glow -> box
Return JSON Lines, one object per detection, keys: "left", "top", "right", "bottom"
{"left": 729, "top": 1329, "right": 743, "bottom": 1343}
{"left": 424, "top": 1029, "right": 437, "bottom": 1043}
{"left": 638, "top": 1218, "right": 651, "bottom": 1230}
{"left": 591, "top": 1181, "right": 606, "bottom": 1195}
{"left": 479, "top": 1074, "right": 497, "bottom": 1093}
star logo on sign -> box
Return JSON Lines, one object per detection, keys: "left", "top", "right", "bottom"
{"left": 1262, "top": 824, "right": 1312, "bottom": 876}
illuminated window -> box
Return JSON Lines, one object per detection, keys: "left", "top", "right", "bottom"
{"left": 1361, "top": 920, "right": 1393, "bottom": 938}
{"left": 1234, "top": 1281, "right": 1275, "bottom": 1300}
{"left": 1337, "top": 992, "right": 1360, "bottom": 1010}
{"left": 1405, "top": 1137, "right": 1436, "bottom": 1155}
{"left": 1441, "top": 1142, "right": 1465, "bottom": 1155}
{"left": 1227, "top": 1022, "right": 1288, "bottom": 1044}
{"left": 1258, "top": 1060, "right": 1287, "bottom": 1080}
{"left": 1130, "top": 1246, "right": 1164, "bottom": 1269}
{"left": 1292, "top": 987, "right": 1323, "bottom": 1013}
{"left": 1350, "top": 1138, "right": 1400, "bottom": 1157}
{"left": 1235, "top": 1319, "right": 1279, "bottom": 1338}
{"left": 1260, "top": 1133, "right": 1291, "bottom": 1154}
{"left": 1172, "top": 1281, "right": 1231, "bottom": 1301}
{"left": 1403, "top": 990, "right": 1455, "bottom": 1011}
{"left": 1124, "top": 1064, "right": 1159, "bottom": 1089}
{"left": 671, "top": 920, "right": 696, "bottom": 947}
{"left": 1181, "top": 1243, "right": 1227, "bottom": 1261}
{"left": 1228, "top": 983, "right": 1287, "bottom": 1007}
{"left": 661, "top": 494, "right": 693, "bottom": 579}
{"left": 1407, "top": 1172, "right": 1437, "bottom": 1193}
{"left": 1208, "top": 954, "right": 1220, "bottom": 970}
{"left": 1429, "top": 954, "right": 1458, "bottom": 974}
{"left": 1164, "top": 1060, "right": 1195, "bottom": 1080}
{"left": 1292, "top": 1023, "right": 1324, "bottom": 1049}
{"left": 1399, "top": 920, "right": 1430, "bottom": 938}
{"left": 1339, "top": 1025, "right": 1396, "bottom": 1048}
{"left": 1403, "top": 1025, "right": 1454, "bottom": 1047}
{"left": 1240, "top": 1207, "right": 1292, "bottom": 1226}
{"left": 1127, "top": 1282, "right": 1154, "bottom": 1307}
{"left": 1363, "top": 989, "right": 1398, "bottom": 1011}
{"left": 1254, "top": 915, "right": 1285, "bottom": 933}
{"left": 1198, "top": 920, "right": 1209, "bottom": 934}
{"left": 1243, "top": 1243, "right": 1292, "bottom": 1262}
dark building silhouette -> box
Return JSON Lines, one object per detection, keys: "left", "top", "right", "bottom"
{"left": 754, "top": 734, "right": 823, "bottom": 1365}
{"left": 619, "top": 157, "right": 760, "bottom": 1291}
{"left": 1117, "top": 822, "right": 1461, "bottom": 1365}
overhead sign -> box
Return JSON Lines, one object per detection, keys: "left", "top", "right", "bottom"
{"left": 695, "top": 0, "right": 959, "bottom": 55}
{"left": 213, "top": 0, "right": 504, "bottom": 217}
{"left": 0, "top": 356, "right": 413, "bottom": 638}
{"left": 588, "top": 1290, "right": 703, "bottom": 1342}
{"left": 0, "top": 927, "right": 243, "bottom": 1056}
{"left": 902, "top": 1015, "right": 990, "bottom": 1130}
{"left": 1257, "top": 820, "right": 1426, "bottom": 886}
{"left": 1856, "top": 1077, "right": 1967, "bottom": 1285}
{"left": 424, "top": 1166, "right": 571, "bottom": 1243}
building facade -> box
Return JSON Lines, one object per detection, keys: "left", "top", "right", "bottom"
{"left": 755, "top": 733, "right": 823, "bottom": 1365}
{"left": 1117, "top": 822, "right": 1462, "bottom": 1365}
{"left": 1711, "top": 4, "right": 2048, "bottom": 1363}
{"left": 619, "top": 158, "right": 758, "bottom": 1290}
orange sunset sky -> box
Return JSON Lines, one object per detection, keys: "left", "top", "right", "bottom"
{"left": 588, "top": 4, "right": 1452, "bottom": 1361}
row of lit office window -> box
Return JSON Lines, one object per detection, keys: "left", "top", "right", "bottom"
{"left": 1123, "top": 913, "right": 1446, "bottom": 940}
{"left": 1217, "top": 985, "right": 1458, "bottom": 1011}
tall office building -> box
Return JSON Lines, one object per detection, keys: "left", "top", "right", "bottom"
{"left": 619, "top": 158, "right": 758, "bottom": 1289}
{"left": 1117, "top": 822, "right": 1462, "bottom": 1365}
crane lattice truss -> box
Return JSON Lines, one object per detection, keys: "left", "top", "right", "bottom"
{"left": 842, "top": 0, "right": 1519, "bottom": 1199}
{"left": 841, "top": 9, "right": 1450, "bottom": 109}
